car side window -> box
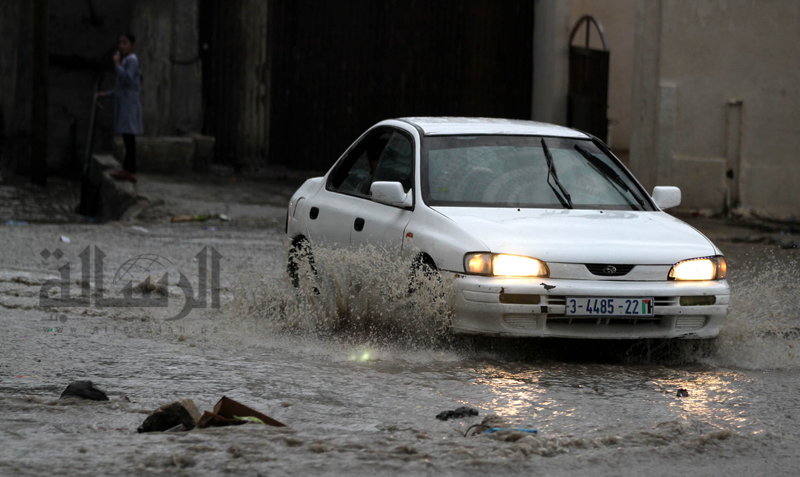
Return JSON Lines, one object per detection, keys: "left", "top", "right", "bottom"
{"left": 372, "top": 132, "right": 414, "bottom": 193}
{"left": 329, "top": 131, "right": 392, "bottom": 197}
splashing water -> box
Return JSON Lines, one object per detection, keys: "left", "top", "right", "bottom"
{"left": 229, "top": 245, "right": 456, "bottom": 348}
{"left": 618, "top": 254, "right": 800, "bottom": 368}
{"left": 228, "top": 243, "right": 800, "bottom": 369}
{"left": 706, "top": 253, "right": 800, "bottom": 369}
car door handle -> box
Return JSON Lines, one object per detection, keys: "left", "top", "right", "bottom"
{"left": 353, "top": 217, "right": 365, "bottom": 232}
{"left": 309, "top": 207, "right": 319, "bottom": 220}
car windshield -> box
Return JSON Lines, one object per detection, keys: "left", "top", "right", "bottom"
{"left": 421, "top": 135, "right": 653, "bottom": 210}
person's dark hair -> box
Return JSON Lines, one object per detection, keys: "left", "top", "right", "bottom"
{"left": 122, "top": 32, "right": 136, "bottom": 44}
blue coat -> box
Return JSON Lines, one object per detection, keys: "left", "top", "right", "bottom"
{"left": 106, "top": 53, "right": 144, "bottom": 135}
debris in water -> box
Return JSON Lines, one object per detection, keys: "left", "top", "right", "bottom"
{"left": 483, "top": 427, "right": 538, "bottom": 435}
{"left": 171, "top": 213, "right": 227, "bottom": 223}
{"left": 234, "top": 415, "right": 266, "bottom": 424}
{"left": 60, "top": 381, "right": 109, "bottom": 401}
{"left": 436, "top": 406, "right": 479, "bottom": 421}
{"left": 165, "top": 423, "right": 188, "bottom": 432}
{"left": 202, "top": 396, "right": 285, "bottom": 428}
{"left": 138, "top": 398, "right": 202, "bottom": 433}
{"left": 463, "top": 415, "right": 539, "bottom": 437}
{"left": 197, "top": 411, "right": 247, "bottom": 429}
{"left": 676, "top": 388, "right": 690, "bottom": 397}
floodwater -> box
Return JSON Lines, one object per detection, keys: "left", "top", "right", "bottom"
{"left": 1, "top": 220, "right": 799, "bottom": 476}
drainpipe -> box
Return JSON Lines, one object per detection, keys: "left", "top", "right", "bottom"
{"left": 725, "top": 98, "right": 743, "bottom": 214}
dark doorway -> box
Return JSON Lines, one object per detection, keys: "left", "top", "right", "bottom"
{"left": 567, "top": 15, "right": 609, "bottom": 143}
{"left": 268, "top": 0, "right": 533, "bottom": 171}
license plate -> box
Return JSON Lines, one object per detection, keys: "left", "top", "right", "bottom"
{"left": 565, "top": 297, "right": 654, "bottom": 316}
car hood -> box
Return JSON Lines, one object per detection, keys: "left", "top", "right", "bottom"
{"left": 433, "top": 207, "right": 717, "bottom": 264}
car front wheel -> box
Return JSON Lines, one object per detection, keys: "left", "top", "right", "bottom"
{"left": 286, "top": 238, "right": 317, "bottom": 290}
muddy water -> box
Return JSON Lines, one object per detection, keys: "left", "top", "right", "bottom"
{"left": 1, "top": 223, "right": 799, "bottom": 476}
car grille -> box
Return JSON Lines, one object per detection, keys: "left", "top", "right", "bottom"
{"left": 546, "top": 315, "right": 662, "bottom": 326}
{"left": 585, "top": 264, "right": 636, "bottom": 276}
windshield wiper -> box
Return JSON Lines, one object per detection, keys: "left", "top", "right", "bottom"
{"left": 573, "top": 144, "right": 645, "bottom": 210}
{"left": 541, "top": 138, "right": 573, "bottom": 209}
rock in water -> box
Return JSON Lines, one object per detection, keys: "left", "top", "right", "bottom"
{"left": 435, "top": 406, "right": 479, "bottom": 421}
{"left": 138, "top": 399, "right": 202, "bottom": 433}
{"left": 59, "top": 381, "right": 109, "bottom": 401}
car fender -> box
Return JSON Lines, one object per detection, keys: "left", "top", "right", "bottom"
{"left": 287, "top": 177, "right": 325, "bottom": 240}
{"left": 403, "top": 204, "right": 488, "bottom": 273}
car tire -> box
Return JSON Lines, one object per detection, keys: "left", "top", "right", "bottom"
{"left": 287, "top": 238, "right": 317, "bottom": 290}
{"left": 408, "top": 254, "right": 439, "bottom": 294}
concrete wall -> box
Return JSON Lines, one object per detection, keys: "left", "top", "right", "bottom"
{"left": 48, "top": 0, "right": 135, "bottom": 173}
{"left": 569, "top": 0, "right": 635, "bottom": 152}
{"left": 631, "top": 0, "right": 800, "bottom": 221}
{"left": 0, "top": 0, "right": 202, "bottom": 175}
{"left": 531, "top": 0, "right": 571, "bottom": 125}
{"left": 130, "top": 0, "right": 203, "bottom": 136}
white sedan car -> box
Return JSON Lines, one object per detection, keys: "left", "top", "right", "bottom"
{"left": 285, "top": 117, "right": 729, "bottom": 339}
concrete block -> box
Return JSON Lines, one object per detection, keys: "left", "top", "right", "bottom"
{"left": 98, "top": 171, "right": 137, "bottom": 222}
{"left": 191, "top": 134, "right": 215, "bottom": 172}
{"left": 113, "top": 136, "right": 196, "bottom": 173}
{"left": 89, "top": 154, "right": 120, "bottom": 185}
{"left": 80, "top": 154, "right": 138, "bottom": 222}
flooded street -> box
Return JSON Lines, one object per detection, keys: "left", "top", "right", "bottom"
{"left": 2, "top": 190, "right": 800, "bottom": 475}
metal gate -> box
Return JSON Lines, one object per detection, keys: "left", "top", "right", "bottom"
{"left": 268, "top": 0, "right": 533, "bottom": 171}
{"left": 200, "top": 0, "right": 270, "bottom": 168}
{"left": 567, "top": 15, "right": 609, "bottom": 142}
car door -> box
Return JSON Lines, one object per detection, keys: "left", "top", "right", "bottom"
{"left": 305, "top": 129, "right": 392, "bottom": 249}
{"left": 350, "top": 130, "right": 415, "bottom": 252}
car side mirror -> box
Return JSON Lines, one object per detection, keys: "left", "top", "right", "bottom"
{"left": 370, "top": 181, "right": 412, "bottom": 208}
{"left": 652, "top": 186, "right": 681, "bottom": 210}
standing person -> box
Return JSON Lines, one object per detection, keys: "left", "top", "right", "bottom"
{"left": 97, "top": 33, "right": 143, "bottom": 182}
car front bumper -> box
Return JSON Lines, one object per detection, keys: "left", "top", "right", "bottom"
{"left": 451, "top": 274, "right": 729, "bottom": 339}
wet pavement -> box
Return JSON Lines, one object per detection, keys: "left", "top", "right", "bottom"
{"left": 1, "top": 172, "right": 799, "bottom": 476}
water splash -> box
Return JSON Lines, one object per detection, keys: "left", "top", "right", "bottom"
{"left": 228, "top": 243, "right": 800, "bottom": 369}
{"left": 706, "top": 253, "right": 800, "bottom": 369}
{"left": 229, "top": 245, "right": 456, "bottom": 348}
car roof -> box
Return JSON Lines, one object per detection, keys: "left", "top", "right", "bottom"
{"left": 399, "top": 117, "right": 590, "bottom": 138}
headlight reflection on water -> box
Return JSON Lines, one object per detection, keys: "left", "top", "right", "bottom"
{"left": 654, "top": 371, "right": 754, "bottom": 430}
{"left": 348, "top": 348, "right": 375, "bottom": 363}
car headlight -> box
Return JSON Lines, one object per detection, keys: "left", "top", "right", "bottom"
{"left": 668, "top": 256, "right": 727, "bottom": 280}
{"left": 464, "top": 253, "right": 550, "bottom": 277}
